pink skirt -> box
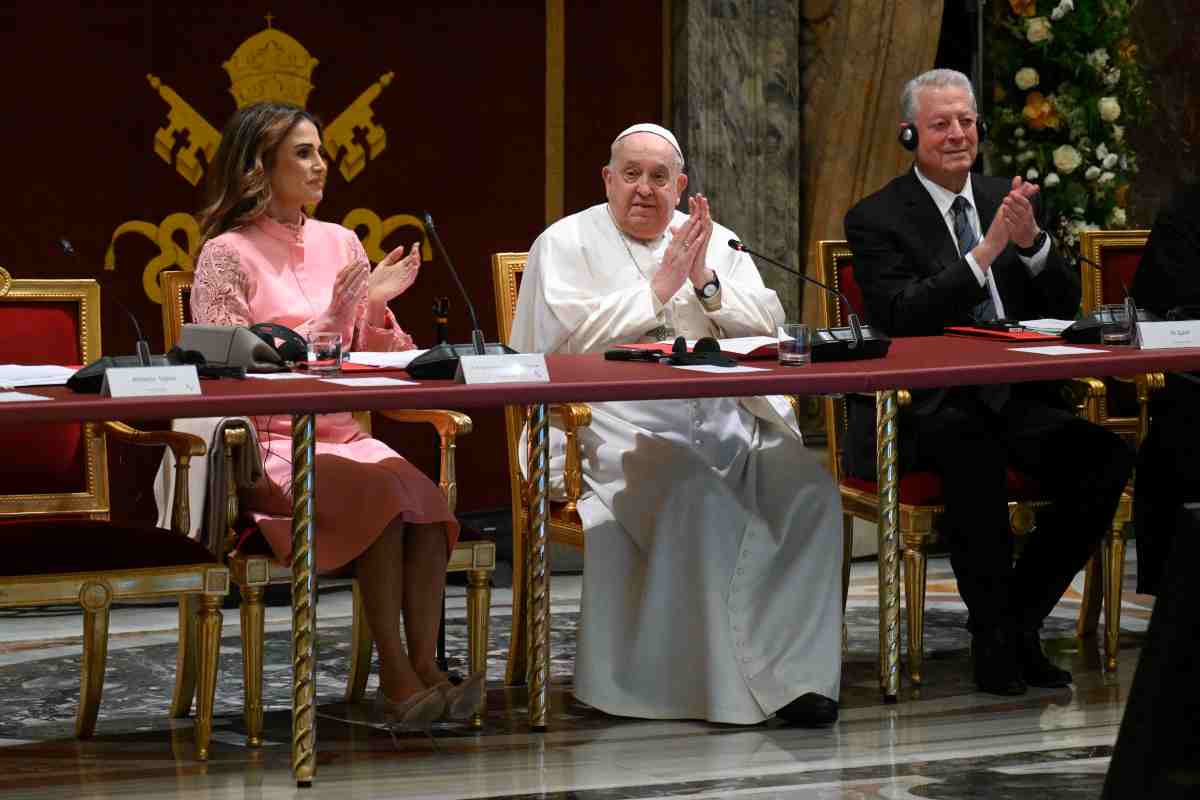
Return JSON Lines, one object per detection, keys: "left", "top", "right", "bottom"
{"left": 243, "top": 412, "right": 459, "bottom": 573}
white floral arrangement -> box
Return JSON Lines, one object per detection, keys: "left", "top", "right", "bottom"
{"left": 988, "top": 0, "right": 1149, "bottom": 252}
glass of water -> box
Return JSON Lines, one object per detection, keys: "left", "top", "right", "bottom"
{"left": 1100, "top": 304, "right": 1132, "bottom": 346}
{"left": 306, "top": 331, "right": 343, "bottom": 373}
{"left": 778, "top": 323, "right": 811, "bottom": 366}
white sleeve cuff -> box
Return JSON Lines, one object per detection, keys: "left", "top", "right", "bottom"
{"left": 1019, "top": 236, "right": 1052, "bottom": 276}
{"left": 966, "top": 252, "right": 988, "bottom": 287}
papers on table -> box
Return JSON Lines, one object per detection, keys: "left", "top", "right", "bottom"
{"left": 319, "top": 376, "right": 418, "bottom": 387}
{"left": 0, "top": 391, "right": 52, "bottom": 402}
{"left": 245, "top": 372, "right": 316, "bottom": 380}
{"left": 0, "top": 364, "right": 76, "bottom": 389}
{"left": 1019, "top": 318, "right": 1075, "bottom": 334}
{"left": 345, "top": 350, "right": 427, "bottom": 369}
{"left": 671, "top": 364, "right": 771, "bottom": 374}
{"left": 1010, "top": 345, "right": 1107, "bottom": 356}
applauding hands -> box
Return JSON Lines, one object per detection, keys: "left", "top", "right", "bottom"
{"left": 973, "top": 176, "right": 1043, "bottom": 271}
{"left": 652, "top": 194, "right": 715, "bottom": 304}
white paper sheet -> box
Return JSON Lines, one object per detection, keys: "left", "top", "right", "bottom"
{"left": 1018, "top": 318, "right": 1075, "bottom": 334}
{"left": 0, "top": 364, "right": 76, "bottom": 389}
{"left": 345, "top": 350, "right": 427, "bottom": 368}
{"left": 245, "top": 372, "right": 316, "bottom": 380}
{"left": 319, "top": 376, "right": 419, "bottom": 386}
{"left": 671, "top": 364, "right": 771, "bottom": 373}
{"left": 0, "top": 391, "right": 52, "bottom": 402}
{"left": 1010, "top": 345, "right": 1107, "bottom": 355}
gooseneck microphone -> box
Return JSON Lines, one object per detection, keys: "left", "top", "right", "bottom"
{"left": 729, "top": 239, "right": 865, "bottom": 350}
{"left": 424, "top": 212, "right": 486, "bottom": 355}
{"left": 61, "top": 237, "right": 155, "bottom": 365}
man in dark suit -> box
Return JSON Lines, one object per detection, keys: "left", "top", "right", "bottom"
{"left": 1130, "top": 180, "right": 1200, "bottom": 596}
{"left": 843, "top": 69, "right": 1134, "bottom": 696}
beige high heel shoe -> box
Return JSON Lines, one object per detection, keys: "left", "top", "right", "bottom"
{"left": 436, "top": 671, "right": 487, "bottom": 721}
{"left": 373, "top": 685, "right": 446, "bottom": 730}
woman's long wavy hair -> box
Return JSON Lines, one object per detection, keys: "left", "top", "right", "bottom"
{"left": 197, "top": 102, "right": 323, "bottom": 249}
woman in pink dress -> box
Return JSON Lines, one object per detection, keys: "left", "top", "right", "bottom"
{"left": 190, "top": 102, "right": 479, "bottom": 727}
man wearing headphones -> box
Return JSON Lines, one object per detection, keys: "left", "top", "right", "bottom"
{"left": 842, "top": 69, "right": 1133, "bottom": 696}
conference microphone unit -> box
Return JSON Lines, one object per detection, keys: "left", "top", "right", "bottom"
{"left": 1061, "top": 251, "right": 1158, "bottom": 344}
{"left": 728, "top": 239, "right": 890, "bottom": 362}
{"left": 405, "top": 213, "right": 516, "bottom": 380}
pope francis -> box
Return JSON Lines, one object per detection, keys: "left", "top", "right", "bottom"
{"left": 510, "top": 123, "right": 844, "bottom": 726}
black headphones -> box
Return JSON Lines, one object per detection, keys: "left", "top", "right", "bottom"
{"left": 898, "top": 119, "right": 988, "bottom": 151}
{"left": 249, "top": 322, "right": 309, "bottom": 363}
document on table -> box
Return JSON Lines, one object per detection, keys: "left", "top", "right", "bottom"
{"left": 1010, "top": 345, "right": 1107, "bottom": 356}
{"left": 671, "top": 364, "right": 771, "bottom": 373}
{"left": 0, "top": 391, "right": 52, "bottom": 402}
{"left": 319, "top": 376, "right": 418, "bottom": 386}
{"left": 1019, "top": 318, "right": 1075, "bottom": 334}
{"left": 0, "top": 364, "right": 76, "bottom": 389}
{"left": 246, "top": 372, "right": 316, "bottom": 380}
{"left": 345, "top": 350, "right": 427, "bottom": 368}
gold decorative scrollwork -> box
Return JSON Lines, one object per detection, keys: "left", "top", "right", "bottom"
{"left": 341, "top": 209, "right": 431, "bottom": 263}
{"left": 0, "top": 266, "right": 11, "bottom": 297}
{"left": 104, "top": 213, "right": 201, "bottom": 304}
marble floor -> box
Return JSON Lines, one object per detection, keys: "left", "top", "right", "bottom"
{"left": 0, "top": 550, "right": 1153, "bottom": 799}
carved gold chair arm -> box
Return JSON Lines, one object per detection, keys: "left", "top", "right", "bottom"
{"left": 100, "top": 421, "right": 206, "bottom": 536}
{"left": 1064, "top": 377, "right": 1109, "bottom": 423}
{"left": 845, "top": 389, "right": 912, "bottom": 407}
{"left": 1136, "top": 371, "right": 1166, "bottom": 444}
{"left": 374, "top": 409, "right": 473, "bottom": 512}
{"left": 550, "top": 402, "right": 592, "bottom": 520}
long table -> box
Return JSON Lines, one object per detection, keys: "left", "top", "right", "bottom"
{"left": 9, "top": 336, "right": 1200, "bottom": 786}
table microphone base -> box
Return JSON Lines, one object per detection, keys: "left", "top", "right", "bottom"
{"left": 811, "top": 327, "right": 891, "bottom": 362}
{"left": 405, "top": 343, "right": 519, "bottom": 379}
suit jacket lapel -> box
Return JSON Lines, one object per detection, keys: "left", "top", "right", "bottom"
{"left": 900, "top": 168, "right": 959, "bottom": 274}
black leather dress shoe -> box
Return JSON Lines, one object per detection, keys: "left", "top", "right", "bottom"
{"left": 776, "top": 693, "right": 838, "bottom": 726}
{"left": 1018, "top": 631, "right": 1072, "bottom": 688}
{"left": 972, "top": 630, "right": 1027, "bottom": 696}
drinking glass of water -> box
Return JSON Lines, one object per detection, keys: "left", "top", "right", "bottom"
{"left": 307, "top": 332, "right": 343, "bottom": 373}
{"left": 778, "top": 323, "right": 811, "bottom": 366}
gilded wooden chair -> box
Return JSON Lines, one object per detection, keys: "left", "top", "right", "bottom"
{"left": 161, "top": 268, "right": 494, "bottom": 734}
{"left": 815, "top": 240, "right": 1127, "bottom": 681}
{"left": 490, "top": 252, "right": 591, "bottom": 684}
{"left": 0, "top": 267, "right": 228, "bottom": 759}
{"left": 1073, "top": 229, "right": 1159, "bottom": 667}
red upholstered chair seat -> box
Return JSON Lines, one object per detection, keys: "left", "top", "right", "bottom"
{"left": 0, "top": 520, "right": 218, "bottom": 576}
{"left": 841, "top": 467, "right": 1042, "bottom": 506}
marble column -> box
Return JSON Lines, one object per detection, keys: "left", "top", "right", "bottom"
{"left": 671, "top": 0, "right": 804, "bottom": 324}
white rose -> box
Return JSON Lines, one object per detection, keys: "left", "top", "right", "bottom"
{"left": 1052, "top": 0, "right": 1075, "bottom": 20}
{"left": 1099, "top": 171, "right": 1116, "bottom": 184}
{"left": 1085, "top": 166, "right": 1102, "bottom": 180}
{"left": 1086, "top": 49, "right": 1110, "bottom": 71}
{"left": 1003, "top": 155, "right": 1014, "bottom": 164}
{"left": 1053, "top": 144, "right": 1083, "bottom": 174}
{"left": 1098, "top": 97, "right": 1122, "bottom": 122}
{"left": 1027, "top": 17, "right": 1053, "bottom": 44}
{"left": 1103, "top": 152, "right": 1119, "bottom": 169}
{"left": 1045, "top": 172, "right": 1061, "bottom": 188}
{"left": 1112, "top": 124, "right": 1125, "bottom": 142}
{"left": 1026, "top": 168, "right": 1040, "bottom": 180}
{"left": 1018, "top": 150, "right": 1036, "bottom": 163}
{"left": 1015, "top": 126, "right": 1027, "bottom": 137}
{"left": 1096, "top": 142, "right": 1110, "bottom": 159}
{"left": 1110, "top": 207, "right": 1127, "bottom": 226}
{"left": 1104, "top": 68, "right": 1121, "bottom": 86}
{"left": 1015, "top": 68, "right": 1039, "bottom": 91}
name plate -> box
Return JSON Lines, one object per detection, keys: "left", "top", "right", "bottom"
{"left": 1137, "top": 321, "right": 1200, "bottom": 350}
{"left": 456, "top": 354, "right": 549, "bottom": 384}
{"left": 101, "top": 365, "right": 201, "bottom": 397}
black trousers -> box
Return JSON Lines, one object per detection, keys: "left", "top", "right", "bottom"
{"left": 850, "top": 384, "right": 1134, "bottom": 633}
{"left": 1133, "top": 376, "right": 1200, "bottom": 595}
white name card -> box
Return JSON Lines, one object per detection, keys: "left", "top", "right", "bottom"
{"left": 101, "top": 365, "right": 201, "bottom": 397}
{"left": 1137, "top": 321, "right": 1200, "bottom": 350}
{"left": 456, "top": 354, "right": 549, "bottom": 384}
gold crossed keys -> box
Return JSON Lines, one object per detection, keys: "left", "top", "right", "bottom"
{"left": 109, "top": 17, "right": 422, "bottom": 304}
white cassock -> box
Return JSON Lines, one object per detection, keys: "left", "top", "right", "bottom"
{"left": 511, "top": 203, "right": 843, "bottom": 724}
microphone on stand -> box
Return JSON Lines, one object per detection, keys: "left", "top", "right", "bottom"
{"left": 404, "top": 214, "right": 516, "bottom": 379}
{"left": 1062, "top": 251, "right": 1157, "bottom": 344}
{"left": 728, "top": 239, "right": 889, "bottom": 361}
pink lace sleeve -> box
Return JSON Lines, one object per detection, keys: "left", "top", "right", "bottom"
{"left": 347, "top": 233, "right": 416, "bottom": 352}
{"left": 191, "top": 240, "right": 256, "bottom": 326}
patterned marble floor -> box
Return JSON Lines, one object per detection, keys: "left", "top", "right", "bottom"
{"left": 0, "top": 550, "right": 1153, "bottom": 799}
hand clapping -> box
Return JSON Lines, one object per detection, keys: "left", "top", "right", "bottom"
{"left": 651, "top": 194, "right": 714, "bottom": 304}
{"left": 369, "top": 242, "right": 422, "bottom": 306}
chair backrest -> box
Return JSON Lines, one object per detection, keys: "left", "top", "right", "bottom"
{"left": 0, "top": 266, "right": 108, "bottom": 518}
{"left": 491, "top": 253, "right": 526, "bottom": 345}
{"left": 1079, "top": 229, "right": 1150, "bottom": 313}
{"left": 813, "top": 240, "right": 856, "bottom": 481}
{"left": 491, "top": 252, "right": 529, "bottom": 524}
{"left": 161, "top": 269, "right": 194, "bottom": 350}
